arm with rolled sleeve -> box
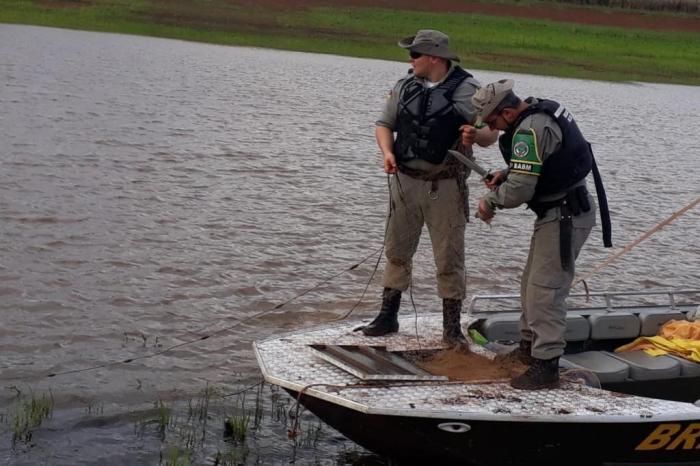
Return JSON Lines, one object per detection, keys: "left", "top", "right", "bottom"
{"left": 452, "top": 79, "right": 479, "bottom": 126}
{"left": 375, "top": 79, "right": 405, "bottom": 173}
{"left": 375, "top": 78, "right": 403, "bottom": 130}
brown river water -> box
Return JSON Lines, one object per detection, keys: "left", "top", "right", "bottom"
{"left": 1, "top": 24, "right": 698, "bottom": 465}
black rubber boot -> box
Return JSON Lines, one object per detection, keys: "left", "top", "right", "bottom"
{"left": 510, "top": 356, "right": 560, "bottom": 390}
{"left": 361, "top": 288, "right": 401, "bottom": 336}
{"left": 442, "top": 298, "right": 469, "bottom": 351}
{"left": 495, "top": 339, "right": 535, "bottom": 365}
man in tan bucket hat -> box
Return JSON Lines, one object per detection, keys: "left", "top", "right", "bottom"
{"left": 356, "top": 29, "right": 497, "bottom": 350}
{"left": 472, "top": 79, "right": 612, "bottom": 389}
{"left": 397, "top": 29, "right": 461, "bottom": 62}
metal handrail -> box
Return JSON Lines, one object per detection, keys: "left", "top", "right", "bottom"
{"left": 466, "top": 289, "right": 700, "bottom": 317}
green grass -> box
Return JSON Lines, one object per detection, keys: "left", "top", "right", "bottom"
{"left": 1, "top": 0, "right": 699, "bottom": 84}
{"left": 282, "top": 8, "right": 700, "bottom": 83}
{"left": 535, "top": 0, "right": 700, "bottom": 14}
{"left": 9, "top": 389, "right": 54, "bottom": 446}
{"left": 223, "top": 411, "right": 250, "bottom": 442}
{"left": 159, "top": 445, "right": 191, "bottom": 466}
{"left": 2, "top": 382, "right": 349, "bottom": 464}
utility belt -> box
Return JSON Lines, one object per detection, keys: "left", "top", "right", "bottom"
{"left": 528, "top": 185, "right": 591, "bottom": 272}
{"left": 528, "top": 185, "right": 591, "bottom": 219}
{"left": 397, "top": 162, "right": 469, "bottom": 217}
{"left": 398, "top": 164, "right": 458, "bottom": 181}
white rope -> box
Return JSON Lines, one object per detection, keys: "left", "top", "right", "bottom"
{"left": 573, "top": 196, "right": 700, "bottom": 289}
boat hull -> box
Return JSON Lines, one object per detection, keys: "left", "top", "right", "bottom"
{"left": 255, "top": 302, "right": 700, "bottom": 466}
{"left": 289, "top": 389, "right": 700, "bottom": 466}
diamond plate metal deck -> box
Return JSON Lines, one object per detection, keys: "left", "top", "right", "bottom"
{"left": 254, "top": 314, "right": 700, "bottom": 423}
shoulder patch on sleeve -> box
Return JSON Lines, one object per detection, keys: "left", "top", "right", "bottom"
{"left": 509, "top": 129, "right": 542, "bottom": 175}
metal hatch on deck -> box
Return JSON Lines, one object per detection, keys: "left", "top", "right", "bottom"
{"left": 309, "top": 344, "right": 448, "bottom": 381}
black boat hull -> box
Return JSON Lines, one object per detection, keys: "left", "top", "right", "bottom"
{"left": 288, "top": 389, "right": 700, "bottom": 466}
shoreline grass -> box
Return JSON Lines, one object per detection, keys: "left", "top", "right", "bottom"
{"left": 1, "top": 0, "right": 699, "bottom": 85}
{"left": 9, "top": 389, "right": 54, "bottom": 447}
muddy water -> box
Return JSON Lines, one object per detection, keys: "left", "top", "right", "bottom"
{"left": 1, "top": 24, "right": 698, "bottom": 464}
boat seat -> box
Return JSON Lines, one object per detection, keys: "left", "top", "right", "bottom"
{"left": 588, "top": 312, "right": 640, "bottom": 340}
{"left": 607, "top": 350, "right": 681, "bottom": 381}
{"left": 479, "top": 314, "right": 590, "bottom": 342}
{"left": 637, "top": 309, "right": 687, "bottom": 336}
{"left": 564, "top": 315, "right": 590, "bottom": 341}
{"left": 478, "top": 313, "right": 521, "bottom": 342}
{"left": 560, "top": 351, "right": 629, "bottom": 383}
{"left": 667, "top": 355, "right": 700, "bottom": 377}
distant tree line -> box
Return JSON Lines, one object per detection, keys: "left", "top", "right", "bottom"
{"left": 542, "top": 0, "right": 699, "bottom": 13}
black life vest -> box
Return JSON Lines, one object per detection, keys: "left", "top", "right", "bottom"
{"left": 498, "top": 98, "right": 592, "bottom": 198}
{"left": 394, "top": 67, "right": 472, "bottom": 165}
{"left": 500, "top": 98, "right": 612, "bottom": 247}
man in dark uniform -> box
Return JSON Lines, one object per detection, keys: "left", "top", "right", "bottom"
{"left": 358, "top": 29, "right": 497, "bottom": 348}
{"left": 473, "top": 79, "right": 612, "bottom": 389}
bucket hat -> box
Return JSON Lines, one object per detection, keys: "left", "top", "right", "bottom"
{"left": 398, "top": 29, "right": 460, "bottom": 62}
{"left": 472, "top": 79, "right": 516, "bottom": 123}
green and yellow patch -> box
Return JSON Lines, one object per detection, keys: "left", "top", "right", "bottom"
{"left": 509, "top": 129, "right": 542, "bottom": 175}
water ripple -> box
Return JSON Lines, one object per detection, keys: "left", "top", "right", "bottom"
{"left": 0, "top": 23, "right": 698, "bottom": 464}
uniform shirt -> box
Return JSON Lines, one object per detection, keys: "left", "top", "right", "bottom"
{"left": 376, "top": 64, "right": 480, "bottom": 172}
{"left": 483, "top": 105, "right": 564, "bottom": 212}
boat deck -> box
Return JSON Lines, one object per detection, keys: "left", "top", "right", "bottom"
{"left": 254, "top": 314, "right": 700, "bottom": 423}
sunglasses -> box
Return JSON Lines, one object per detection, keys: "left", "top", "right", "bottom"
{"left": 409, "top": 51, "right": 423, "bottom": 59}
